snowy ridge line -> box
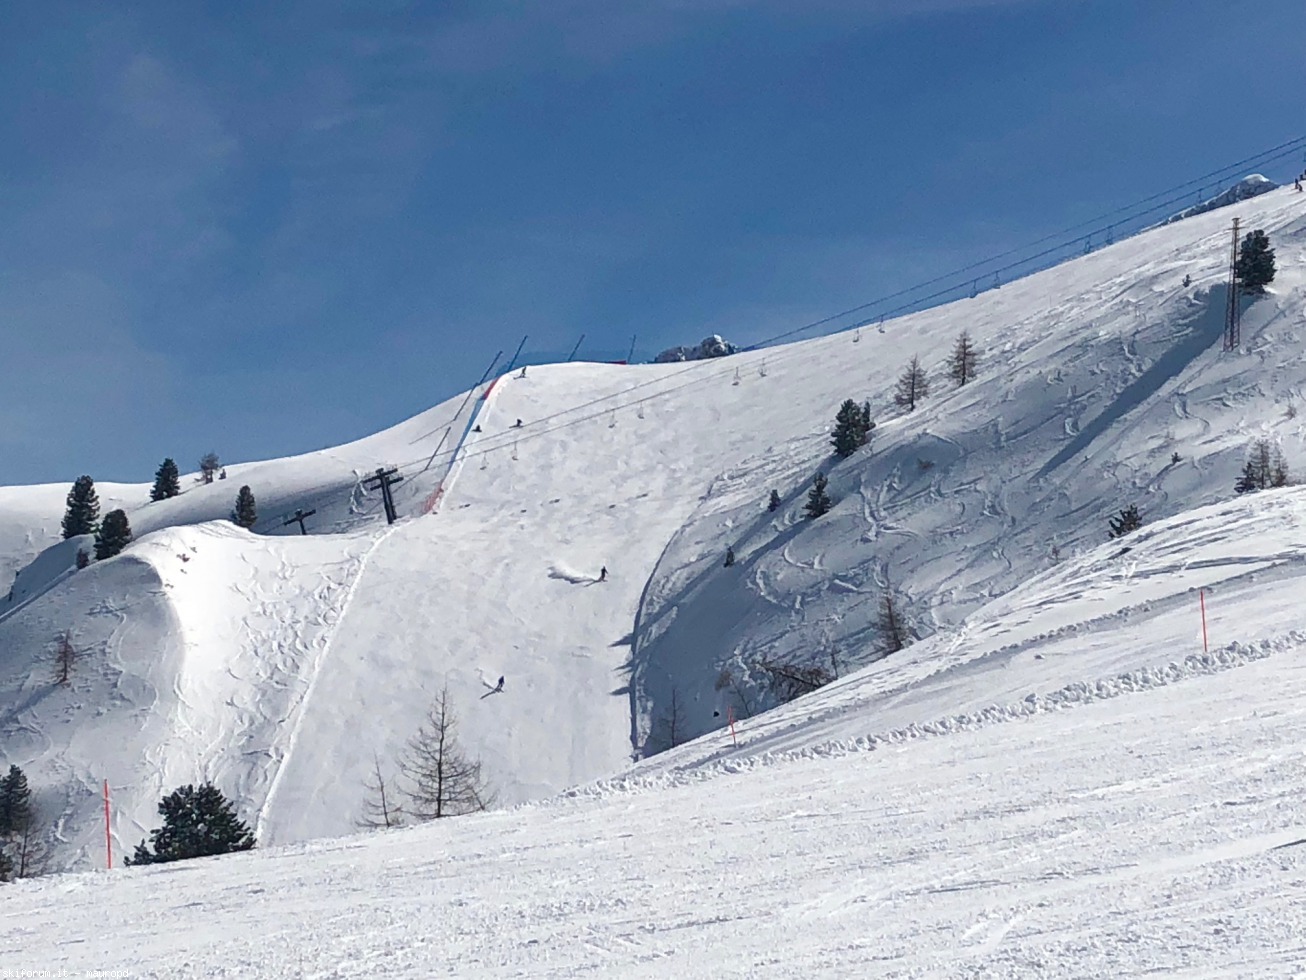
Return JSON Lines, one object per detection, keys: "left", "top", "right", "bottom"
{"left": 560, "top": 631, "right": 1306, "bottom": 803}
{"left": 254, "top": 523, "right": 402, "bottom": 840}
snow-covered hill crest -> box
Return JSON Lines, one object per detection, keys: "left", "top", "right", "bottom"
{"left": 2, "top": 182, "right": 1305, "bottom": 871}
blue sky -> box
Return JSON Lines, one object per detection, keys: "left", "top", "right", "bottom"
{"left": 2, "top": 0, "right": 1303, "bottom": 486}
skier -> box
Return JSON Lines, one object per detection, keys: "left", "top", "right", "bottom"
{"left": 480, "top": 676, "right": 505, "bottom": 699}
{"left": 1296, "top": 178, "right": 1303, "bottom": 193}
{"left": 724, "top": 546, "right": 735, "bottom": 568}
{"left": 599, "top": 566, "right": 608, "bottom": 582}
{"left": 514, "top": 419, "right": 523, "bottom": 428}
{"left": 518, "top": 366, "right": 528, "bottom": 379}
{"left": 1183, "top": 274, "right": 1191, "bottom": 287}
{"left": 473, "top": 424, "right": 482, "bottom": 433}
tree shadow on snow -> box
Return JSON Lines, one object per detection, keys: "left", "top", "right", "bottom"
{"left": 1037, "top": 283, "right": 1237, "bottom": 478}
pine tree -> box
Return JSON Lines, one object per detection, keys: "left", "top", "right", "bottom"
{"left": 1108, "top": 504, "right": 1143, "bottom": 539}
{"left": 767, "top": 489, "right": 781, "bottom": 512}
{"left": 894, "top": 356, "right": 930, "bottom": 412}
{"left": 150, "top": 458, "right": 181, "bottom": 502}
{"left": 231, "top": 486, "right": 257, "bottom": 529}
{"left": 1235, "top": 229, "right": 1276, "bottom": 293}
{"left": 0, "top": 764, "right": 42, "bottom": 881}
{"left": 831, "top": 399, "right": 871, "bottom": 458}
{"left": 126, "top": 783, "right": 255, "bottom": 865}
{"left": 804, "top": 473, "right": 832, "bottom": 519}
{"left": 399, "top": 686, "right": 494, "bottom": 819}
{"left": 94, "top": 510, "right": 132, "bottom": 560}
{"left": 948, "top": 330, "right": 979, "bottom": 386}
{"left": 0, "top": 765, "right": 31, "bottom": 838}
{"left": 60, "top": 476, "right": 100, "bottom": 539}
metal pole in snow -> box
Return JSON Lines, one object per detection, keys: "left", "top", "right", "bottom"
{"left": 727, "top": 706, "right": 738, "bottom": 747}
{"left": 103, "top": 780, "right": 112, "bottom": 870}
{"left": 1199, "top": 589, "right": 1209, "bottom": 653}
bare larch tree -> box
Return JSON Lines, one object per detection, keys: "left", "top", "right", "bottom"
{"left": 399, "top": 686, "right": 494, "bottom": 819}
{"left": 894, "top": 355, "right": 930, "bottom": 412}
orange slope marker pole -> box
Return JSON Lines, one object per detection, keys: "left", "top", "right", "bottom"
{"left": 103, "top": 780, "right": 112, "bottom": 870}
{"left": 1199, "top": 589, "right": 1209, "bottom": 654}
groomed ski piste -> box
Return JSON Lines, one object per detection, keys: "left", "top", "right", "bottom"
{"left": 1, "top": 182, "right": 1305, "bottom": 975}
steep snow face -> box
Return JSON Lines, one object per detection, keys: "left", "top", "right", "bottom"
{"left": 3, "top": 185, "right": 1305, "bottom": 871}
{"left": 632, "top": 187, "right": 1306, "bottom": 750}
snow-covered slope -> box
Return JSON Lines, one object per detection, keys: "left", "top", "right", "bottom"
{"left": 5, "top": 491, "right": 1306, "bottom": 976}
{"left": 2, "top": 183, "right": 1305, "bottom": 878}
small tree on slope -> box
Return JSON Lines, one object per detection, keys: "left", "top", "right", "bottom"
{"left": 1234, "top": 229, "right": 1276, "bottom": 293}
{"left": 94, "top": 510, "right": 132, "bottom": 560}
{"left": 399, "top": 686, "right": 494, "bottom": 819}
{"left": 767, "top": 489, "right": 782, "bottom": 512}
{"left": 150, "top": 458, "right": 181, "bottom": 501}
{"left": 804, "top": 473, "right": 832, "bottom": 519}
{"left": 1234, "top": 439, "right": 1288, "bottom": 493}
{"left": 1108, "top": 504, "right": 1143, "bottom": 539}
{"left": 61, "top": 476, "right": 100, "bottom": 539}
{"left": 232, "top": 485, "right": 257, "bottom": 529}
{"left": 894, "top": 356, "right": 930, "bottom": 412}
{"left": 948, "top": 330, "right": 980, "bottom": 387}
{"left": 359, "top": 755, "right": 404, "bottom": 830}
{"left": 126, "top": 783, "right": 255, "bottom": 865}
{"left": 879, "top": 594, "right": 908, "bottom": 654}
{"left": 831, "top": 399, "right": 872, "bottom": 458}
{"left": 198, "top": 452, "right": 221, "bottom": 485}
{"left": 0, "top": 767, "right": 45, "bottom": 881}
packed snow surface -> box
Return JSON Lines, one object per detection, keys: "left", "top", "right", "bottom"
{"left": 1, "top": 183, "right": 1306, "bottom": 975}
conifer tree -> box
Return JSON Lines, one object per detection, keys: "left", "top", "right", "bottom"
{"left": 831, "top": 399, "right": 871, "bottom": 458}
{"left": 894, "top": 356, "right": 930, "bottom": 412}
{"left": 126, "top": 783, "right": 255, "bottom": 865}
{"left": 948, "top": 330, "right": 980, "bottom": 386}
{"left": 61, "top": 476, "right": 100, "bottom": 540}
{"left": 94, "top": 510, "right": 132, "bottom": 560}
{"left": 150, "top": 458, "right": 181, "bottom": 501}
{"left": 804, "top": 473, "right": 832, "bottom": 519}
{"left": 0, "top": 764, "right": 38, "bottom": 881}
{"left": 0, "top": 765, "right": 31, "bottom": 839}
{"left": 232, "top": 486, "right": 257, "bottom": 529}
{"left": 1233, "top": 438, "right": 1287, "bottom": 493}
{"left": 1234, "top": 229, "right": 1276, "bottom": 293}
{"left": 767, "top": 489, "right": 781, "bottom": 512}
{"left": 1108, "top": 504, "right": 1143, "bottom": 539}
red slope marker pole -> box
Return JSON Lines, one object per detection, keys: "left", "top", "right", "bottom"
{"left": 1199, "top": 589, "right": 1209, "bottom": 654}
{"left": 727, "top": 705, "right": 738, "bottom": 748}
{"left": 103, "top": 780, "right": 112, "bottom": 870}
